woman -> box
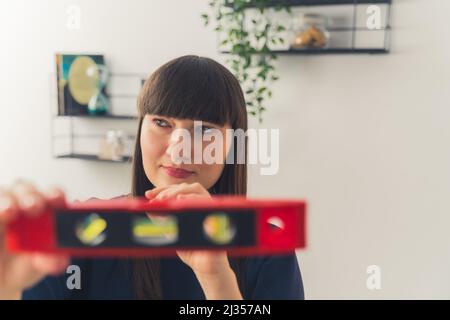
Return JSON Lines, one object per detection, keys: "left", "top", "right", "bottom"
{"left": 0, "top": 55, "right": 304, "bottom": 300}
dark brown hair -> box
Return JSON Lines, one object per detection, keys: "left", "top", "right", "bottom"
{"left": 130, "top": 55, "right": 248, "bottom": 299}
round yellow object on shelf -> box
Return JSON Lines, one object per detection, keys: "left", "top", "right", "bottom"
{"left": 68, "top": 56, "right": 99, "bottom": 105}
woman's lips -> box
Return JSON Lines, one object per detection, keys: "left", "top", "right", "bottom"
{"left": 162, "top": 166, "right": 194, "bottom": 179}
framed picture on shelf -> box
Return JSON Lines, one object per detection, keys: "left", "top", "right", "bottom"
{"left": 56, "top": 53, "right": 109, "bottom": 116}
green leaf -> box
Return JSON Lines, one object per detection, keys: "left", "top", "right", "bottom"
{"left": 244, "top": 56, "right": 251, "bottom": 68}
{"left": 201, "top": 13, "right": 209, "bottom": 26}
{"left": 258, "top": 87, "right": 267, "bottom": 94}
{"left": 234, "top": 2, "right": 243, "bottom": 10}
{"left": 257, "top": 69, "right": 267, "bottom": 80}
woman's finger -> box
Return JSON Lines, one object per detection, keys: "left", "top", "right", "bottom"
{"left": 154, "top": 184, "right": 189, "bottom": 200}
{"left": 44, "top": 187, "right": 67, "bottom": 208}
{"left": 0, "top": 190, "right": 19, "bottom": 223}
{"left": 155, "top": 183, "right": 209, "bottom": 201}
{"left": 10, "top": 181, "right": 46, "bottom": 217}
{"left": 145, "top": 185, "right": 171, "bottom": 199}
{"left": 176, "top": 193, "right": 207, "bottom": 200}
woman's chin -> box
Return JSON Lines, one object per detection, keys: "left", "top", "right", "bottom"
{"left": 155, "top": 176, "right": 193, "bottom": 187}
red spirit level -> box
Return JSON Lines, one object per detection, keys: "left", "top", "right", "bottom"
{"left": 5, "top": 196, "right": 307, "bottom": 257}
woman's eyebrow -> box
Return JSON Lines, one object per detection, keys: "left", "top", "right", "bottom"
{"left": 157, "top": 117, "right": 224, "bottom": 128}
{"left": 154, "top": 115, "right": 175, "bottom": 123}
{"left": 201, "top": 120, "right": 232, "bottom": 128}
{"left": 156, "top": 115, "right": 171, "bottom": 120}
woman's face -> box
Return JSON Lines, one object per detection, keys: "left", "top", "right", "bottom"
{"left": 140, "top": 114, "right": 232, "bottom": 190}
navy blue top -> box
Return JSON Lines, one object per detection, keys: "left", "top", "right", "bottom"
{"left": 22, "top": 254, "right": 304, "bottom": 300}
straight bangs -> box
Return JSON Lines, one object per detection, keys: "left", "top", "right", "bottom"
{"left": 138, "top": 55, "right": 245, "bottom": 129}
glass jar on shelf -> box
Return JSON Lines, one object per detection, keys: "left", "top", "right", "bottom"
{"left": 98, "top": 130, "right": 125, "bottom": 161}
{"left": 289, "top": 13, "right": 330, "bottom": 50}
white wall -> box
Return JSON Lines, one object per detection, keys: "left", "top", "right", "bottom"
{"left": 1, "top": 0, "right": 449, "bottom": 299}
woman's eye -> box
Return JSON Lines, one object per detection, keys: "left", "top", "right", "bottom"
{"left": 195, "top": 125, "right": 214, "bottom": 135}
{"left": 202, "top": 126, "right": 214, "bottom": 134}
{"left": 153, "top": 118, "right": 170, "bottom": 128}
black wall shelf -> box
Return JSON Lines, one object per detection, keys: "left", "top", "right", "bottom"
{"left": 50, "top": 71, "right": 142, "bottom": 163}
{"left": 51, "top": 115, "right": 136, "bottom": 163}
{"left": 228, "top": 0, "right": 392, "bottom": 8}
{"left": 55, "top": 154, "right": 132, "bottom": 163}
{"left": 51, "top": 115, "right": 137, "bottom": 163}
{"left": 264, "top": 48, "right": 388, "bottom": 54}
{"left": 222, "top": 48, "right": 388, "bottom": 54}
{"left": 221, "top": 0, "right": 392, "bottom": 54}
{"left": 54, "top": 114, "right": 138, "bottom": 120}
{"left": 51, "top": 114, "right": 137, "bottom": 163}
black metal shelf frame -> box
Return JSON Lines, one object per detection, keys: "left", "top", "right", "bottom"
{"left": 50, "top": 71, "right": 142, "bottom": 163}
{"left": 52, "top": 114, "right": 137, "bottom": 162}
{"left": 226, "top": 0, "right": 392, "bottom": 8}
{"left": 54, "top": 114, "right": 138, "bottom": 120}
{"left": 222, "top": 0, "right": 392, "bottom": 54}
{"left": 55, "top": 154, "right": 132, "bottom": 163}
{"left": 51, "top": 115, "right": 137, "bottom": 163}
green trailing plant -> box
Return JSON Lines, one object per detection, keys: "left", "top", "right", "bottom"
{"left": 202, "top": 0, "right": 292, "bottom": 122}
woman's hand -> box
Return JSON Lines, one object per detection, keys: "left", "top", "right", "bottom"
{"left": 145, "top": 183, "right": 243, "bottom": 299}
{"left": 0, "top": 180, "right": 70, "bottom": 299}
{"left": 145, "top": 182, "right": 210, "bottom": 202}
{"left": 145, "top": 183, "right": 226, "bottom": 275}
